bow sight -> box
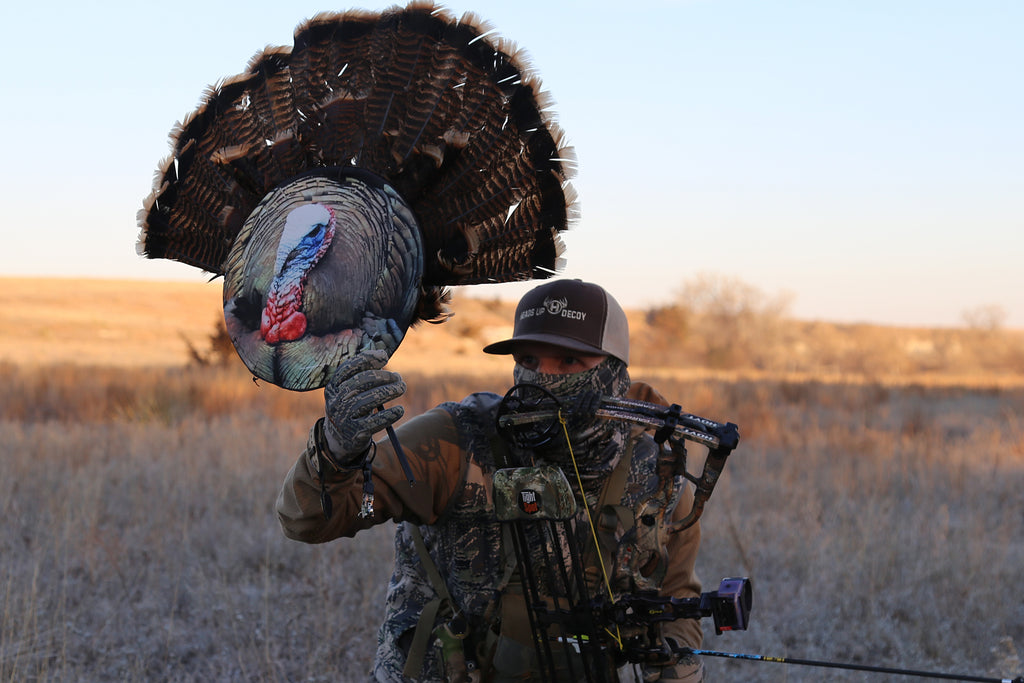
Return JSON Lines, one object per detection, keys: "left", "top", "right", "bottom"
{"left": 603, "top": 577, "right": 753, "bottom": 640}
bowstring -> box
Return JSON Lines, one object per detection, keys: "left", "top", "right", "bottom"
{"left": 557, "top": 409, "right": 623, "bottom": 650}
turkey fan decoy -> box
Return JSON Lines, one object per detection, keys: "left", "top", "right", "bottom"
{"left": 137, "top": 2, "right": 578, "bottom": 390}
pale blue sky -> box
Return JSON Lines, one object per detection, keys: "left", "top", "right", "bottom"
{"left": 1, "top": 1, "right": 1021, "bottom": 327}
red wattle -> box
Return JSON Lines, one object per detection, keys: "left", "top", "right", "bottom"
{"left": 262, "top": 310, "right": 308, "bottom": 344}
{"left": 261, "top": 283, "right": 308, "bottom": 344}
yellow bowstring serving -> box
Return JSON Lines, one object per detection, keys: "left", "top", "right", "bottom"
{"left": 558, "top": 410, "right": 623, "bottom": 649}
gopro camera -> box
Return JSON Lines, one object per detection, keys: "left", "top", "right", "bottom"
{"left": 705, "top": 577, "right": 752, "bottom": 634}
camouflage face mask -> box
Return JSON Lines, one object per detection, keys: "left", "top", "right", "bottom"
{"left": 512, "top": 357, "right": 631, "bottom": 498}
{"left": 512, "top": 355, "right": 629, "bottom": 404}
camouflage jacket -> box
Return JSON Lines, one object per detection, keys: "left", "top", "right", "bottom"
{"left": 276, "top": 383, "right": 704, "bottom": 682}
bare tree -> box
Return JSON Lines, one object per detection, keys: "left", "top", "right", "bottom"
{"left": 641, "top": 273, "right": 794, "bottom": 370}
{"left": 961, "top": 304, "right": 1006, "bottom": 332}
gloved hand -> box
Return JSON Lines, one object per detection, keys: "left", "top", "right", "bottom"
{"left": 323, "top": 350, "right": 406, "bottom": 462}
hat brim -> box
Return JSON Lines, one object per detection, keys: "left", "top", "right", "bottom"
{"left": 482, "top": 333, "right": 609, "bottom": 358}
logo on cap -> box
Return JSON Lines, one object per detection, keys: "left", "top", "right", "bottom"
{"left": 544, "top": 297, "right": 568, "bottom": 315}
{"left": 518, "top": 296, "right": 588, "bottom": 322}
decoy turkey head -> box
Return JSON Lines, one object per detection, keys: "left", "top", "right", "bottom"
{"left": 222, "top": 169, "right": 423, "bottom": 391}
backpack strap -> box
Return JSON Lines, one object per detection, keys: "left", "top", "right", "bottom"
{"left": 600, "top": 439, "right": 635, "bottom": 514}
{"left": 403, "top": 524, "right": 456, "bottom": 678}
{"left": 590, "top": 437, "right": 637, "bottom": 591}
{"left": 404, "top": 434, "right": 515, "bottom": 679}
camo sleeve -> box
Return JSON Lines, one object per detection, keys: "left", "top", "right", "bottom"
{"left": 276, "top": 407, "right": 467, "bottom": 544}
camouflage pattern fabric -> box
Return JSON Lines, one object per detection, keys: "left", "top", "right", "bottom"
{"left": 492, "top": 467, "right": 578, "bottom": 521}
{"left": 512, "top": 357, "right": 632, "bottom": 503}
{"left": 369, "top": 387, "right": 701, "bottom": 682}
{"left": 372, "top": 392, "right": 509, "bottom": 681}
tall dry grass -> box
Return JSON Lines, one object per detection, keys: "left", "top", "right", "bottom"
{"left": 1, "top": 362, "right": 1022, "bottom": 681}
{"left": 671, "top": 377, "right": 1024, "bottom": 681}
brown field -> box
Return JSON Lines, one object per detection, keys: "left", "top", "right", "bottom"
{"left": 1, "top": 277, "right": 1022, "bottom": 681}
{"left": 0, "top": 277, "right": 517, "bottom": 376}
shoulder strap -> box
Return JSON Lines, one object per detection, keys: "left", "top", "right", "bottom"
{"left": 404, "top": 433, "right": 514, "bottom": 678}
{"left": 404, "top": 525, "right": 455, "bottom": 678}
{"left": 592, "top": 438, "right": 637, "bottom": 580}
{"left": 599, "top": 438, "right": 635, "bottom": 512}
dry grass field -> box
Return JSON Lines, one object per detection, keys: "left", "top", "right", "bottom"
{"left": 1, "top": 277, "right": 1022, "bottom": 682}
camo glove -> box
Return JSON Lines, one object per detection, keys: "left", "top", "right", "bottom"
{"left": 323, "top": 350, "right": 406, "bottom": 464}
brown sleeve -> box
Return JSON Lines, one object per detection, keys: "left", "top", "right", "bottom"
{"left": 631, "top": 381, "right": 708, "bottom": 676}
{"left": 622, "top": 380, "right": 704, "bottom": 648}
{"left": 276, "top": 406, "right": 467, "bottom": 544}
{"left": 659, "top": 482, "right": 704, "bottom": 650}
{"left": 626, "top": 381, "right": 670, "bottom": 406}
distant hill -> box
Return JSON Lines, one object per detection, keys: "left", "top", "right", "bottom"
{"left": 0, "top": 277, "right": 516, "bottom": 375}
{"left": 1, "top": 277, "right": 225, "bottom": 368}
{"left": 3, "top": 277, "right": 1021, "bottom": 386}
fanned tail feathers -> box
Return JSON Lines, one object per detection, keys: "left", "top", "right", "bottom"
{"left": 137, "top": 2, "right": 577, "bottom": 322}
